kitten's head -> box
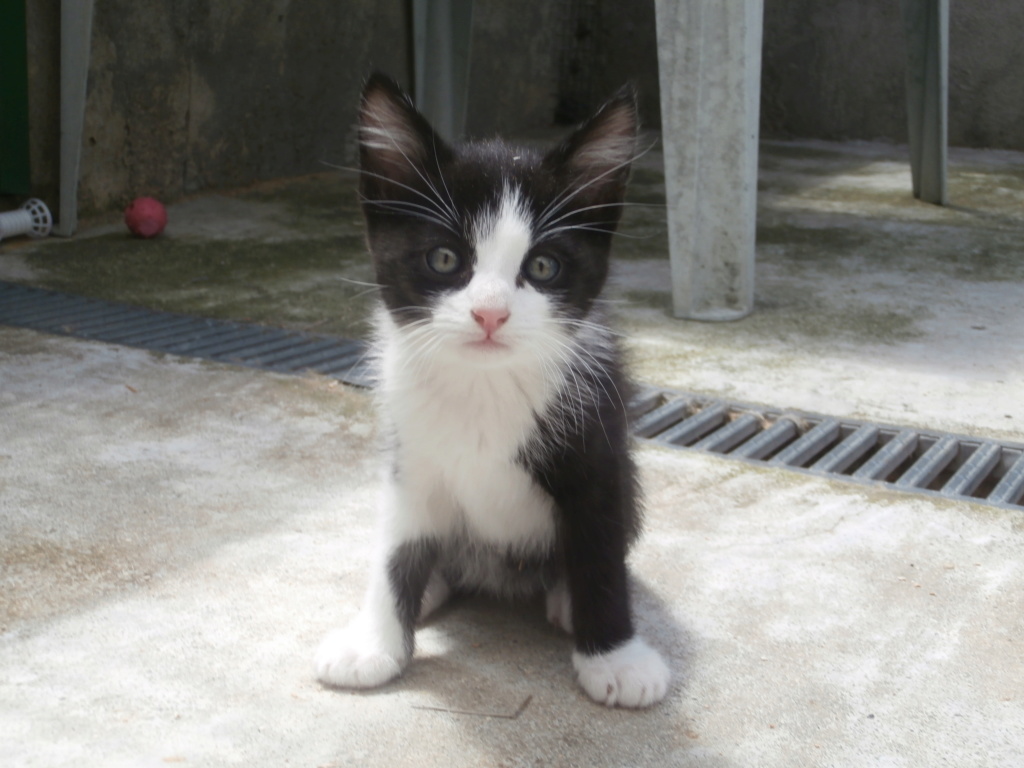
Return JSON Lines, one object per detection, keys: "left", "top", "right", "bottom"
{"left": 358, "top": 73, "right": 637, "bottom": 366}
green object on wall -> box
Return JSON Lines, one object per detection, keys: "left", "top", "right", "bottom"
{"left": 0, "top": 0, "right": 31, "bottom": 194}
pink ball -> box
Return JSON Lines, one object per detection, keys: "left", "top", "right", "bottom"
{"left": 124, "top": 197, "right": 167, "bottom": 238}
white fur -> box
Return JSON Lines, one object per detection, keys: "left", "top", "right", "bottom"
{"left": 315, "top": 186, "right": 643, "bottom": 697}
{"left": 545, "top": 580, "right": 573, "bottom": 634}
{"left": 316, "top": 186, "right": 568, "bottom": 687}
{"left": 374, "top": 185, "right": 567, "bottom": 551}
{"left": 572, "top": 637, "right": 670, "bottom": 708}
{"left": 472, "top": 185, "right": 534, "bottom": 286}
{"left": 377, "top": 339, "right": 559, "bottom": 547}
{"left": 314, "top": 553, "right": 409, "bottom": 688}
{"left": 314, "top": 624, "right": 405, "bottom": 689}
{"left": 360, "top": 99, "right": 425, "bottom": 162}
{"left": 418, "top": 570, "right": 451, "bottom": 622}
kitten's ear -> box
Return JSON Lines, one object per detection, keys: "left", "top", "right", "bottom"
{"left": 359, "top": 73, "right": 451, "bottom": 195}
{"left": 543, "top": 85, "right": 639, "bottom": 200}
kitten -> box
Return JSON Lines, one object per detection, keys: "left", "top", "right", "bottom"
{"left": 314, "top": 73, "right": 669, "bottom": 708}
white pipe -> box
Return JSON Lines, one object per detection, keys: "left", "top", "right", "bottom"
{"left": 0, "top": 199, "right": 53, "bottom": 243}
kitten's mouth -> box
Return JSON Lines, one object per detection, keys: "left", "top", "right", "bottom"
{"left": 466, "top": 337, "right": 509, "bottom": 351}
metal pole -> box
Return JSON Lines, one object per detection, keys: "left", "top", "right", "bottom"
{"left": 655, "top": 0, "right": 763, "bottom": 321}
{"left": 900, "top": 0, "right": 949, "bottom": 206}
{"left": 55, "top": 0, "right": 95, "bottom": 236}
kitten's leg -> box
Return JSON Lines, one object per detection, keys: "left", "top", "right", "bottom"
{"left": 418, "top": 568, "right": 451, "bottom": 622}
{"left": 565, "top": 551, "right": 669, "bottom": 708}
{"left": 545, "top": 462, "right": 670, "bottom": 708}
{"left": 564, "top": 549, "right": 669, "bottom": 708}
{"left": 314, "top": 537, "right": 437, "bottom": 689}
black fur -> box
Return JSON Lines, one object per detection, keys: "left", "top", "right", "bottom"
{"left": 363, "top": 72, "right": 643, "bottom": 661}
{"left": 359, "top": 73, "right": 634, "bottom": 326}
{"left": 387, "top": 539, "right": 438, "bottom": 657}
{"left": 523, "top": 339, "right": 640, "bottom": 654}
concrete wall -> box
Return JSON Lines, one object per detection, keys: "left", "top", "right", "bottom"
{"left": 82, "top": 0, "right": 410, "bottom": 215}
{"left": 547, "top": 0, "right": 1024, "bottom": 151}
{"left": 463, "top": 2, "right": 561, "bottom": 138}
{"left": 760, "top": 0, "right": 1024, "bottom": 149}
{"left": 947, "top": 4, "right": 1024, "bottom": 149}
{"left": 461, "top": 1, "right": 660, "bottom": 138}
{"left": 28, "top": 0, "right": 410, "bottom": 217}
{"left": 761, "top": 1, "right": 907, "bottom": 142}
{"left": 24, "top": 0, "right": 60, "bottom": 208}
{"left": 578, "top": 0, "right": 1024, "bottom": 150}
{"left": 23, "top": 0, "right": 1024, "bottom": 216}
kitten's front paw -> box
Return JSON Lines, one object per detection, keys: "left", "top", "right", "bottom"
{"left": 314, "top": 626, "right": 407, "bottom": 689}
{"left": 572, "top": 636, "right": 669, "bottom": 708}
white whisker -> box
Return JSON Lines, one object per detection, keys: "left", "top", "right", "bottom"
{"left": 534, "top": 222, "right": 652, "bottom": 242}
{"left": 535, "top": 139, "right": 654, "bottom": 233}
{"left": 360, "top": 117, "right": 462, "bottom": 228}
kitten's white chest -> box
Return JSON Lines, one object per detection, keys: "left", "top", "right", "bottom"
{"left": 383, "top": 351, "right": 558, "bottom": 549}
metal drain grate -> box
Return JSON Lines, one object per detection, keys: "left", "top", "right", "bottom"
{"left": 3, "top": 280, "right": 1021, "bottom": 511}
{"left": 0, "top": 281, "right": 372, "bottom": 387}
{"left": 628, "top": 387, "right": 1024, "bottom": 511}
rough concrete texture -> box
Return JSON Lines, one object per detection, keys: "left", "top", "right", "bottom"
{"left": 760, "top": 0, "right": 1024, "bottom": 150}
{"left": 26, "top": 0, "right": 410, "bottom": 216}
{"left": 26, "top": 0, "right": 566, "bottom": 214}
{"left": 654, "top": 0, "right": 761, "bottom": 319}
{"left": 463, "top": 2, "right": 562, "bottom": 139}
{"left": 2, "top": 140, "right": 1023, "bottom": 766}
{"left": 23, "top": 1, "right": 1024, "bottom": 217}
{"left": 619, "top": 140, "right": 1024, "bottom": 443}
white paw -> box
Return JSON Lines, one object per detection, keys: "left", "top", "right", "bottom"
{"left": 572, "top": 637, "right": 669, "bottom": 708}
{"left": 313, "top": 625, "right": 407, "bottom": 689}
{"left": 545, "top": 581, "right": 573, "bottom": 634}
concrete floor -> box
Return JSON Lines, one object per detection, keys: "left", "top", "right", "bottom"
{"left": 1, "top": 140, "right": 1023, "bottom": 767}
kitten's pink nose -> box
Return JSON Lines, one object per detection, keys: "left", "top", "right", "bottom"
{"left": 471, "top": 307, "right": 510, "bottom": 336}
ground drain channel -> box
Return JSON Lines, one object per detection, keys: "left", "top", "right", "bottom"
{"left": 3, "top": 280, "right": 1022, "bottom": 512}
{"left": 0, "top": 281, "right": 373, "bottom": 387}
{"left": 629, "top": 388, "right": 1024, "bottom": 511}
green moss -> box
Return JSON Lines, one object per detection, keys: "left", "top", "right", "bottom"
{"left": 756, "top": 223, "right": 872, "bottom": 257}
{"left": 238, "top": 172, "right": 365, "bottom": 234}
{"left": 761, "top": 142, "right": 853, "bottom": 162}
{"left": 15, "top": 173, "right": 386, "bottom": 338}
{"left": 924, "top": 240, "right": 1024, "bottom": 281}
{"left": 757, "top": 142, "right": 888, "bottom": 179}
{"left": 757, "top": 219, "right": 1024, "bottom": 282}
{"left": 758, "top": 302, "right": 921, "bottom": 345}
{"left": 25, "top": 232, "right": 379, "bottom": 338}
{"left": 9, "top": 141, "right": 1021, "bottom": 352}
{"left": 616, "top": 283, "right": 922, "bottom": 347}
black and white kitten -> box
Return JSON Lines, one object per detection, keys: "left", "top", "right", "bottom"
{"left": 314, "top": 74, "right": 669, "bottom": 708}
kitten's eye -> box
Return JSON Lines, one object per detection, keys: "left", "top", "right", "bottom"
{"left": 425, "top": 246, "right": 461, "bottom": 275}
{"left": 524, "top": 254, "right": 560, "bottom": 284}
